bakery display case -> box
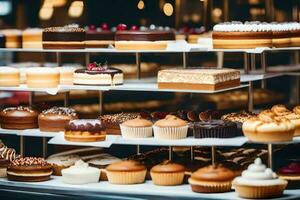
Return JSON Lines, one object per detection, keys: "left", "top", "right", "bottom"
{"left": 0, "top": 0, "right": 300, "bottom": 200}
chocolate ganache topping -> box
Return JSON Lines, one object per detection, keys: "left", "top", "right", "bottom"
{"left": 65, "top": 119, "right": 105, "bottom": 133}
{"left": 0, "top": 143, "right": 20, "bottom": 161}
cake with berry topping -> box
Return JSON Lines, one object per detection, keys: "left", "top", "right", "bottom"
{"left": 73, "top": 62, "right": 123, "bottom": 86}
{"left": 114, "top": 24, "right": 175, "bottom": 50}
{"left": 85, "top": 23, "right": 115, "bottom": 48}
{"left": 38, "top": 107, "right": 78, "bottom": 132}
{"left": 42, "top": 24, "right": 85, "bottom": 49}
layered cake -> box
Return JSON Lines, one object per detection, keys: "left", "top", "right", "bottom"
{"left": 271, "top": 23, "right": 291, "bottom": 48}
{"left": 26, "top": 67, "right": 60, "bottom": 88}
{"left": 289, "top": 22, "right": 300, "bottom": 47}
{"left": 38, "top": 107, "right": 78, "bottom": 132}
{"left": 157, "top": 68, "right": 240, "bottom": 91}
{"left": 73, "top": 62, "right": 123, "bottom": 86}
{"left": 115, "top": 24, "right": 175, "bottom": 50}
{"left": 212, "top": 22, "right": 272, "bottom": 49}
{"left": 22, "top": 28, "right": 43, "bottom": 48}
{"left": 0, "top": 67, "right": 20, "bottom": 86}
{"left": 65, "top": 119, "right": 106, "bottom": 142}
{"left": 0, "top": 34, "right": 5, "bottom": 48}
{"left": 42, "top": 25, "right": 85, "bottom": 49}
{"left": 57, "top": 66, "right": 79, "bottom": 85}
{"left": 0, "top": 29, "right": 22, "bottom": 48}
{"left": 0, "top": 106, "right": 39, "bottom": 129}
{"left": 85, "top": 24, "right": 115, "bottom": 48}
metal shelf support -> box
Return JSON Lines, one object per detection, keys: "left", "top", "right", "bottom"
{"left": 99, "top": 91, "right": 104, "bottom": 115}
{"left": 268, "top": 143, "right": 273, "bottom": 169}
{"left": 211, "top": 146, "right": 216, "bottom": 165}
{"left": 183, "top": 52, "right": 187, "bottom": 68}
{"left": 136, "top": 52, "right": 141, "bottom": 79}
{"left": 169, "top": 146, "right": 173, "bottom": 160}
{"left": 261, "top": 52, "right": 267, "bottom": 89}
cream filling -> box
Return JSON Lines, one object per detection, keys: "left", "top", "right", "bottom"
{"left": 73, "top": 73, "right": 123, "bottom": 85}
{"left": 213, "top": 39, "right": 272, "bottom": 45}
{"left": 7, "top": 171, "right": 52, "bottom": 177}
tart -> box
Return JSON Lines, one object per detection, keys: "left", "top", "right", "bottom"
{"left": 0, "top": 67, "right": 20, "bottom": 86}
{"left": 46, "top": 154, "right": 80, "bottom": 176}
{"left": 278, "top": 162, "right": 300, "bottom": 189}
{"left": 120, "top": 117, "right": 153, "bottom": 138}
{"left": 193, "top": 120, "right": 237, "bottom": 138}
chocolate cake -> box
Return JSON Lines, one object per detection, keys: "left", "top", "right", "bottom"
{"left": 193, "top": 120, "right": 237, "bottom": 138}
{"left": 85, "top": 24, "right": 115, "bottom": 48}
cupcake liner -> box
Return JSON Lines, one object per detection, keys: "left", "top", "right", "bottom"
{"left": 193, "top": 125, "right": 237, "bottom": 138}
{"left": 120, "top": 125, "right": 153, "bottom": 138}
{"left": 106, "top": 170, "right": 147, "bottom": 184}
{"left": 153, "top": 125, "right": 188, "bottom": 140}
{"left": 234, "top": 184, "right": 287, "bottom": 199}
{"left": 150, "top": 172, "right": 185, "bottom": 186}
{"left": 188, "top": 178, "right": 232, "bottom": 193}
{"left": 0, "top": 167, "right": 7, "bottom": 178}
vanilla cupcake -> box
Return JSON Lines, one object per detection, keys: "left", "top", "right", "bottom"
{"left": 61, "top": 160, "right": 100, "bottom": 185}
{"left": 153, "top": 115, "right": 188, "bottom": 140}
{"left": 233, "top": 158, "right": 287, "bottom": 199}
{"left": 120, "top": 117, "right": 153, "bottom": 138}
{"left": 150, "top": 160, "right": 185, "bottom": 186}
{"left": 242, "top": 110, "right": 295, "bottom": 142}
{"left": 106, "top": 160, "right": 146, "bottom": 184}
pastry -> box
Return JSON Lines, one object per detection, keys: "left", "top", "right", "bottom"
{"left": 212, "top": 22, "right": 272, "bottom": 49}
{"left": 7, "top": 157, "right": 52, "bottom": 182}
{"left": 153, "top": 115, "right": 188, "bottom": 140}
{"left": 188, "top": 164, "right": 236, "bottom": 193}
{"left": 22, "top": 28, "right": 43, "bottom": 48}
{"left": 271, "top": 23, "right": 291, "bottom": 48}
{"left": 57, "top": 66, "right": 79, "bottom": 85}
{"left": 289, "top": 22, "right": 300, "bottom": 47}
{"left": 42, "top": 25, "right": 85, "bottom": 49}
{"left": 0, "top": 34, "right": 5, "bottom": 48}
{"left": 0, "top": 29, "right": 22, "bottom": 48}
{"left": 242, "top": 110, "right": 295, "bottom": 142}
{"left": 0, "top": 67, "right": 20, "bottom": 86}
{"left": 0, "top": 142, "right": 20, "bottom": 178}
{"left": 26, "top": 67, "right": 60, "bottom": 88}
{"left": 0, "top": 106, "right": 39, "bottom": 129}
{"left": 114, "top": 24, "right": 175, "bottom": 50}
{"left": 150, "top": 160, "right": 185, "bottom": 186}
{"left": 106, "top": 160, "right": 147, "bottom": 184}
{"left": 65, "top": 119, "right": 106, "bottom": 142}
{"left": 193, "top": 120, "right": 237, "bottom": 138}
{"left": 99, "top": 112, "right": 140, "bottom": 135}
{"left": 233, "top": 158, "right": 287, "bottom": 199}
{"left": 278, "top": 162, "right": 300, "bottom": 189}
{"left": 85, "top": 24, "right": 115, "bottom": 48}
{"left": 38, "top": 107, "right": 78, "bottom": 132}
{"left": 46, "top": 154, "right": 80, "bottom": 176}
{"left": 73, "top": 62, "right": 123, "bottom": 86}
{"left": 157, "top": 68, "right": 240, "bottom": 91}
{"left": 61, "top": 160, "right": 100, "bottom": 184}
{"left": 87, "top": 153, "right": 121, "bottom": 181}
{"left": 120, "top": 117, "right": 153, "bottom": 138}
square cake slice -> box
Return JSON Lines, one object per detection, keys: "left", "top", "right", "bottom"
{"left": 157, "top": 68, "right": 240, "bottom": 91}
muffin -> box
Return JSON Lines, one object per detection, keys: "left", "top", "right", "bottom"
{"left": 242, "top": 110, "right": 295, "bottom": 142}
{"left": 46, "top": 154, "right": 81, "bottom": 176}
{"left": 106, "top": 160, "right": 147, "bottom": 184}
{"left": 150, "top": 160, "right": 185, "bottom": 186}
{"left": 153, "top": 115, "right": 188, "bottom": 140}
{"left": 188, "top": 164, "right": 236, "bottom": 193}
{"left": 278, "top": 162, "right": 300, "bottom": 189}
{"left": 120, "top": 117, "right": 153, "bottom": 138}
{"left": 193, "top": 120, "right": 237, "bottom": 138}
{"left": 233, "top": 158, "right": 287, "bottom": 199}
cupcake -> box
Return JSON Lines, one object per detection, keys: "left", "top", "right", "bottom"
{"left": 106, "top": 160, "right": 147, "bottom": 184}
{"left": 61, "top": 160, "right": 100, "bottom": 185}
{"left": 153, "top": 115, "right": 188, "bottom": 140}
{"left": 193, "top": 120, "right": 237, "bottom": 138}
{"left": 242, "top": 110, "right": 295, "bottom": 142}
{"left": 188, "top": 164, "right": 236, "bottom": 193}
{"left": 150, "top": 160, "right": 185, "bottom": 186}
{"left": 46, "top": 154, "right": 81, "bottom": 176}
{"left": 278, "top": 162, "right": 300, "bottom": 189}
{"left": 271, "top": 104, "right": 291, "bottom": 116}
{"left": 120, "top": 117, "right": 153, "bottom": 138}
{"left": 233, "top": 158, "right": 287, "bottom": 199}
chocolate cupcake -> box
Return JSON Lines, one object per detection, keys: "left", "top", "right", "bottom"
{"left": 193, "top": 120, "right": 237, "bottom": 138}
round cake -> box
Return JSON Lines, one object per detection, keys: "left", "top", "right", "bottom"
{"left": 38, "top": 107, "right": 78, "bottom": 132}
{"left": 0, "top": 67, "right": 20, "bottom": 86}
{"left": 85, "top": 24, "right": 115, "bottom": 48}
{"left": 73, "top": 62, "right": 123, "bottom": 86}
{"left": 0, "top": 106, "right": 39, "bottom": 130}
{"left": 115, "top": 25, "right": 175, "bottom": 50}
{"left": 271, "top": 23, "right": 291, "bottom": 48}
{"left": 22, "top": 28, "right": 43, "bottom": 49}
{"left": 42, "top": 25, "right": 85, "bottom": 49}
{"left": 7, "top": 157, "right": 53, "bottom": 182}
{"left": 65, "top": 119, "right": 106, "bottom": 142}
{"left": 289, "top": 22, "right": 300, "bottom": 47}
{"left": 26, "top": 67, "right": 60, "bottom": 88}
{"left": 0, "top": 29, "right": 22, "bottom": 48}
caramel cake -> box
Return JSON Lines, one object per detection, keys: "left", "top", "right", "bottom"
{"left": 42, "top": 25, "right": 85, "bottom": 49}
{"left": 157, "top": 68, "right": 240, "bottom": 91}
{"left": 22, "top": 28, "right": 43, "bottom": 49}
{"left": 271, "top": 23, "right": 291, "bottom": 48}
{"left": 65, "top": 119, "right": 106, "bottom": 142}
{"left": 212, "top": 22, "right": 272, "bottom": 49}
{"left": 0, "top": 29, "right": 22, "bottom": 48}
{"left": 115, "top": 24, "right": 175, "bottom": 50}
{"left": 288, "top": 22, "right": 300, "bottom": 47}
{"left": 73, "top": 62, "right": 123, "bottom": 86}
{"left": 85, "top": 24, "right": 115, "bottom": 48}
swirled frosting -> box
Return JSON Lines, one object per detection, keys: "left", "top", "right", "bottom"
{"left": 271, "top": 105, "right": 292, "bottom": 116}
{"left": 0, "top": 143, "right": 20, "bottom": 161}
{"left": 233, "top": 158, "right": 287, "bottom": 186}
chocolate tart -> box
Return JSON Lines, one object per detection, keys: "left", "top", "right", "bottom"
{"left": 193, "top": 120, "right": 237, "bottom": 138}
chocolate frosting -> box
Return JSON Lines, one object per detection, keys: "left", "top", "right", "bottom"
{"left": 65, "top": 119, "right": 105, "bottom": 132}
{"left": 10, "top": 157, "right": 50, "bottom": 167}
{"left": 74, "top": 67, "right": 122, "bottom": 75}
{"left": 86, "top": 31, "right": 115, "bottom": 41}
{"left": 115, "top": 30, "right": 175, "bottom": 41}
{"left": 43, "top": 32, "right": 85, "bottom": 42}
{"left": 194, "top": 120, "right": 236, "bottom": 129}
{"left": 41, "top": 107, "right": 77, "bottom": 117}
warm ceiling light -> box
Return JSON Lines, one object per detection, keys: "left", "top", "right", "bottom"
{"left": 39, "top": 6, "right": 53, "bottom": 20}
{"left": 163, "top": 3, "right": 173, "bottom": 16}
{"left": 137, "top": 0, "right": 145, "bottom": 10}
{"left": 68, "top": 1, "right": 84, "bottom": 18}
{"left": 52, "top": 0, "right": 67, "bottom": 7}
